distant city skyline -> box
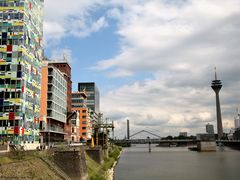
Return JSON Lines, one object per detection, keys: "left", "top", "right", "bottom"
{"left": 43, "top": 0, "right": 240, "bottom": 138}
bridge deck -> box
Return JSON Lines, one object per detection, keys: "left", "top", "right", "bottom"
{"left": 114, "top": 139, "right": 240, "bottom": 144}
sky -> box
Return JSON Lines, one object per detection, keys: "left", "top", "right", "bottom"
{"left": 43, "top": 0, "right": 240, "bottom": 139}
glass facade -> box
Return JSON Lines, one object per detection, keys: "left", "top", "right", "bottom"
{"left": 78, "top": 82, "right": 100, "bottom": 113}
{"left": 0, "top": 0, "right": 44, "bottom": 144}
{"left": 47, "top": 67, "right": 67, "bottom": 123}
{"left": 71, "top": 92, "right": 86, "bottom": 108}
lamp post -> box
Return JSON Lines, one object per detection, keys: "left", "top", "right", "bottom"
{"left": 112, "top": 121, "right": 114, "bottom": 148}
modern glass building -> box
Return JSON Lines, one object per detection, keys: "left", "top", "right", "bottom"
{"left": 0, "top": 0, "right": 44, "bottom": 144}
{"left": 78, "top": 82, "right": 100, "bottom": 114}
{"left": 48, "top": 61, "right": 72, "bottom": 141}
{"left": 40, "top": 61, "right": 67, "bottom": 144}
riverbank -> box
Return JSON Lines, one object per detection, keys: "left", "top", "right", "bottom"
{"left": 0, "top": 145, "right": 122, "bottom": 180}
{"left": 86, "top": 146, "right": 122, "bottom": 180}
{"left": 106, "top": 148, "right": 122, "bottom": 180}
{"left": 0, "top": 151, "right": 64, "bottom": 179}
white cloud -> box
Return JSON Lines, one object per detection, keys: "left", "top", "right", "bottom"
{"left": 50, "top": 48, "right": 72, "bottom": 63}
{"left": 70, "top": 16, "right": 108, "bottom": 37}
{"left": 43, "top": 0, "right": 108, "bottom": 46}
{"left": 95, "top": 0, "right": 240, "bottom": 76}
{"left": 96, "top": 0, "right": 240, "bottom": 138}
{"left": 43, "top": 21, "right": 65, "bottom": 46}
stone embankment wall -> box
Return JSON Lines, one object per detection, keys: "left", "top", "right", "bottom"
{"left": 53, "top": 149, "right": 88, "bottom": 180}
{"left": 86, "top": 147, "right": 104, "bottom": 164}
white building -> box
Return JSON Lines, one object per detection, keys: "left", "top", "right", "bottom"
{"left": 179, "top": 132, "right": 187, "bottom": 137}
{"left": 234, "top": 113, "right": 240, "bottom": 129}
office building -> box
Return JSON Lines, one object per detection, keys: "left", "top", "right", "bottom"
{"left": 72, "top": 91, "right": 92, "bottom": 141}
{"left": 48, "top": 61, "right": 72, "bottom": 112}
{"left": 0, "top": 0, "right": 44, "bottom": 145}
{"left": 48, "top": 61, "right": 72, "bottom": 141}
{"left": 206, "top": 123, "right": 214, "bottom": 134}
{"left": 179, "top": 132, "right": 187, "bottom": 137}
{"left": 78, "top": 82, "right": 100, "bottom": 113}
{"left": 40, "top": 61, "right": 67, "bottom": 144}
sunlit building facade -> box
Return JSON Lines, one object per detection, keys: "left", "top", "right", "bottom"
{"left": 48, "top": 61, "right": 72, "bottom": 142}
{"left": 0, "top": 0, "right": 44, "bottom": 144}
{"left": 71, "top": 91, "right": 92, "bottom": 141}
{"left": 40, "top": 61, "right": 67, "bottom": 144}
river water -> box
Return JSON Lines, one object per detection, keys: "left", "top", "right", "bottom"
{"left": 115, "top": 144, "right": 240, "bottom": 180}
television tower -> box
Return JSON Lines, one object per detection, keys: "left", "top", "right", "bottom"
{"left": 211, "top": 68, "right": 223, "bottom": 139}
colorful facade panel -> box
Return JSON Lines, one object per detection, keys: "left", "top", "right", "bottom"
{"left": 0, "top": 0, "right": 44, "bottom": 144}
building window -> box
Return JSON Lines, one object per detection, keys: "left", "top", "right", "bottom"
{"left": 0, "top": 91, "right": 4, "bottom": 98}
{"left": 7, "top": 53, "right": 12, "bottom": 58}
{"left": 5, "top": 92, "right": 10, "bottom": 99}
{"left": 5, "top": 78, "right": 10, "bottom": 84}
{"left": 11, "top": 92, "right": 16, "bottom": 98}
{"left": 0, "top": 65, "right": 5, "bottom": 71}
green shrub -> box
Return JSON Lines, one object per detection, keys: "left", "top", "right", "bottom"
{"left": 109, "top": 146, "right": 121, "bottom": 160}
{"left": 90, "top": 173, "right": 106, "bottom": 180}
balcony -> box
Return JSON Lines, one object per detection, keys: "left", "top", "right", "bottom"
{"left": 47, "top": 96, "right": 53, "bottom": 101}
{"left": 47, "top": 104, "right": 53, "bottom": 109}
{"left": 48, "top": 79, "right": 53, "bottom": 84}
{"left": 48, "top": 69, "right": 53, "bottom": 76}
{"left": 41, "top": 126, "right": 64, "bottom": 134}
{"left": 47, "top": 111, "right": 52, "bottom": 117}
{"left": 48, "top": 76, "right": 53, "bottom": 84}
{"left": 47, "top": 85, "right": 54, "bottom": 92}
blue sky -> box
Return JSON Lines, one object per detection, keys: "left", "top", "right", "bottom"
{"left": 44, "top": 6, "right": 120, "bottom": 91}
{"left": 44, "top": 0, "right": 240, "bottom": 138}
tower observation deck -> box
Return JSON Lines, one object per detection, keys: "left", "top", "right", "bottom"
{"left": 211, "top": 68, "right": 223, "bottom": 139}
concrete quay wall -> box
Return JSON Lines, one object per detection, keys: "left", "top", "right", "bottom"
{"left": 53, "top": 150, "right": 88, "bottom": 180}
{"left": 86, "top": 147, "right": 104, "bottom": 164}
{"left": 197, "top": 142, "right": 216, "bottom": 152}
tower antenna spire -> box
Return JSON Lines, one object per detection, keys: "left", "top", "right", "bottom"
{"left": 214, "top": 66, "right": 217, "bottom": 80}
